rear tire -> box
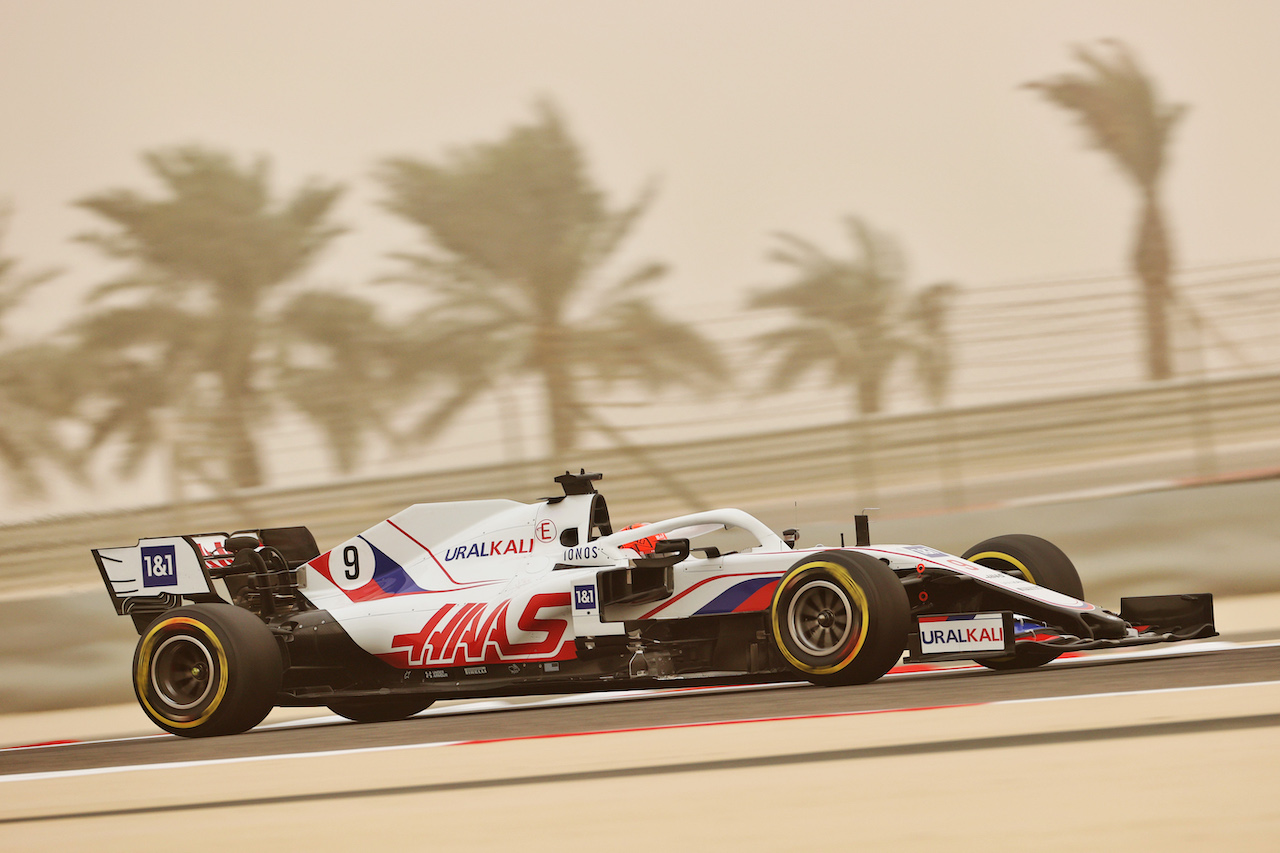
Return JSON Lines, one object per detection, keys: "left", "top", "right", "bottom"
{"left": 961, "top": 534, "right": 1083, "bottom": 670}
{"left": 326, "top": 696, "right": 435, "bottom": 723}
{"left": 770, "top": 550, "right": 910, "bottom": 686}
{"left": 133, "top": 604, "right": 283, "bottom": 737}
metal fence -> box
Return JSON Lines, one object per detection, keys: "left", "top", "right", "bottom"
{"left": 4, "top": 370, "right": 1279, "bottom": 597}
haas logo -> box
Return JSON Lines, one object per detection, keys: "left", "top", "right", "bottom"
{"left": 384, "top": 593, "right": 572, "bottom": 668}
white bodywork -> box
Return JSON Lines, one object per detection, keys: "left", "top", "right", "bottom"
{"left": 95, "top": 491, "right": 1098, "bottom": 672}
{"left": 282, "top": 497, "right": 1096, "bottom": 670}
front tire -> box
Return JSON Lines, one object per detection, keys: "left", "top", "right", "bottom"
{"left": 133, "top": 604, "right": 283, "bottom": 737}
{"left": 961, "top": 533, "right": 1084, "bottom": 670}
{"left": 770, "top": 550, "right": 910, "bottom": 686}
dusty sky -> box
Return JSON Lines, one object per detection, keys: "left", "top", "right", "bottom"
{"left": 1, "top": 0, "right": 1278, "bottom": 516}
{"left": 3, "top": 1, "right": 1277, "bottom": 313}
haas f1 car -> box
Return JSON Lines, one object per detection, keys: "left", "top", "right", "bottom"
{"left": 94, "top": 471, "right": 1216, "bottom": 737}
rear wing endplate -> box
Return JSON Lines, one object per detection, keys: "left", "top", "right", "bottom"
{"left": 93, "top": 534, "right": 230, "bottom": 621}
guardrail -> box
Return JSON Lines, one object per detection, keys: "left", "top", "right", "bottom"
{"left": 4, "top": 370, "right": 1279, "bottom": 596}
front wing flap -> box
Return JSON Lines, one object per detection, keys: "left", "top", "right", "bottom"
{"left": 907, "top": 594, "right": 1217, "bottom": 663}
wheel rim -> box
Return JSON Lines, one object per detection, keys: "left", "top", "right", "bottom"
{"left": 151, "top": 635, "right": 216, "bottom": 711}
{"left": 787, "top": 579, "right": 856, "bottom": 655}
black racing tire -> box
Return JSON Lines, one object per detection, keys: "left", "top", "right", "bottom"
{"left": 133, "top": 604, "right": 283, "bottom": 737}
{"left": 326, "top": 696, "right": 435, "bottom": 723}
{"left": 770, "top": 550, "right": 910, "bottom": 687}
{"left": 961, "top": 533, "right": 1084, "bottom": 671}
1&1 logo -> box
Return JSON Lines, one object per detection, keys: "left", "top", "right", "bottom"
{"left": 573, "top": 584, "right": 597, "bottom": 611}
{"left": 142, "top": 545, "right": 178, "bottom": 588}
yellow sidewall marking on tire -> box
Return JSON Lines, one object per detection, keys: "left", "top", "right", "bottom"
{"left": 771, "top": 561, "right": 870, "bottom": 675}
{"left": 136, "top": 616, "right": 230, "bottom": 730}
{"left": 967, "top": 551, "right": 1037, "bottom": 585}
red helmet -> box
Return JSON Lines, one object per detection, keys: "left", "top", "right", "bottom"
{"left": 619, "top": 523, "right": 666, "bottom": 556}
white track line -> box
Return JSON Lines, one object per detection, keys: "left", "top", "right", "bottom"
{"left": 258, "top": 638, "right": 1266, "bottom": 730}
{"left": 4, "top": 677, "right": 1279, "bottom": 785}
{"left": 2, "top": 638, "right": 1264, "bottom": 748}
{"left": 0, "top": 630, "right": 1259, "bottom": 742}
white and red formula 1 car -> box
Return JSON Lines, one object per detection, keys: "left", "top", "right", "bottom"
{"left": 94, "top": 471, "right": 1216, "bottom": 737}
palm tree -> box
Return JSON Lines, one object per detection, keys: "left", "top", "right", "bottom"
{"left": 72, "top": 146, "right": 389, "bottom": 494}
{"left": 750, "top": 217, "right": 958, "bottom": 504}
{"left": 272, "top": 290, "right": 405, "bottom": 475}
{"left": 1027, "top": 40, "right": 1187, "bottom": 381}
{"left": 750, "top": 216, "right": 954, "bottom": 417}
{"left": 376, "top": 101, "right": 726, "bottom": 465}
{"left": 904, "top": 280, "right": 964, "bottom": 506}
{"left": 0, "top": 207, "right": 76, "bottom": 496}
{"left": 904, "top": 281, "right": 960, "bottom": 409}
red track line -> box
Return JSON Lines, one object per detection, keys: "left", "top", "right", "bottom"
{"left": 0, "top": 740, "right": 77, "bottom": 751}
{"left": 452, "top": 701, "right": 985, "bottom": 748}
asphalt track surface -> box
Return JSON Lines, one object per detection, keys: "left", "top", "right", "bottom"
{"left": 3, "top": 636, "right": 1279, "bottom": 852}
{"left": 5, "top": 640, "right": 1277, "bottom": 779}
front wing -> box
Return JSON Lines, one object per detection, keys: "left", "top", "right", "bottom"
{"left": 906, "top": 593, "right": 1217, "bottom": 663}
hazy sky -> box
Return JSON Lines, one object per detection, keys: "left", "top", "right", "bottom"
{"left": 2, "top": 1, "right": 1278, "bottom": 322}
{"left": 2, "top": 1, "right": 1279, "bottom": 517}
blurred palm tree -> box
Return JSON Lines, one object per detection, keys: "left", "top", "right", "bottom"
{"left": 1027, "top": 40, "right": 1187, "bottom": 381}
{"left": 73, "top": 146, "right": 390, "bottom": 494}
{"left": 272, "top": 290, "right": 404, "bottom": 476}
{"left": 904, "top": 279, "right": 964, "bottom": 506}
{"left": 376, "top": 101, "right": 726, "bottom": 464}
{"left": 750, "top": 216, "right": 956, "bottom": 417}
{"left": 0, "top": 208, "right": 76, "bottom": 496}
{"left": 904, "top": 281, "right": 960, "bottom": 409}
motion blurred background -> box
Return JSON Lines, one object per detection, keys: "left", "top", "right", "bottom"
{"left": 1, "top": 0, "right": 1278, "bottom": 711}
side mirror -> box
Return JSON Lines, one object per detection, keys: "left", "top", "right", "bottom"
{"left": 633, "top": 538, "right": 690, "bottom": 569}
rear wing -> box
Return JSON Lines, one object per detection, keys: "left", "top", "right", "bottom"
{"left": 93, "top": 526, "right": 319, "bottom": 631}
